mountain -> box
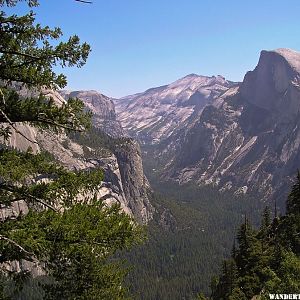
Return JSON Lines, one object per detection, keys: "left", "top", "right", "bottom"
{"left": 115, "top": 74, "right": 237, "bottom": 144}
{"left": 116, "top": 48, "right": 300, "bottom": 209}
{"left": 168, "top": 49, "right": 300, "bottom": 204}
{"left": 3, "top": 90, "right": 153, "bottom": 224}
{"left": 60, "top": 90, "right": 124, "bottom": 137}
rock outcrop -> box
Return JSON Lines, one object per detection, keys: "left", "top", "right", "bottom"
{"left": 60, "top": 90, "right": 124, "bottom": 137}
{"left": 36, "top": 129, "right": 154, "bottom": 223}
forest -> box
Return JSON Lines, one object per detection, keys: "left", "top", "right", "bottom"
{"left": 121, "top": 171, "right": 264, "bottom": 299}
{"left": 206, "top": 173, "right": 300, "bottom": 299}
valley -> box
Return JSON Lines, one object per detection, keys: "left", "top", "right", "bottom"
{"left": 112, "top": 48, "right": 300, "bottom": 298}
{"left": 2, "top": 1, "right": 300, "bottom": 299}
{"left": 115, "top": 49, "right": 300, "bottom": 212}
{"left": 122, "top": 169, "right": 263, "bottom": 299}
{"left": 55, "top": 48, "right": 300, "bottom": 298}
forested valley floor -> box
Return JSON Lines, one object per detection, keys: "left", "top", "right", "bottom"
{"left": 120, "top": 154, "right": 265, "bottom": 300}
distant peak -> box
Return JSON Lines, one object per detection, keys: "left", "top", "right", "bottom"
{"left": 273, "top": 48, "right": 300, "bottom": 56}
{"left": 70, "top": 90, "right": 101, "bottom": 95}
{"left": 215, "top": 75, "right": 226, "bottom": 80}
{"left": 187, "top": 73, "right": 199, "bottom": 77}
{"left": 183, "top": 73, "right": 201, "bottom": 79}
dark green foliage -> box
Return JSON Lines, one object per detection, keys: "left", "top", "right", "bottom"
{"left": 1, "top": 201, "right": 144, "bottom": 299}
{"left": 0, "top": 1, "right": 90, "bottom": 89}
{"left": 120, "top": 177, "right": 263, "bottom": 300}
{"left": 0, "top": 1, "right": 144, "bottom": 299}
{"left": 286, "top": 171, "right": 300, "bottom": 216}
{"left": 68, "top": 127, "right": 133, "bottom": 158}
{"left": 0, "top": 149, "right": 103, "bottom": 210}
{"left": 0, "top": 0, "right": 92, "bottom": 137}
{"left": 0, "top": 147, "right": 145, "bottom": 299}
{"left": 43, "top": 202, "right": 143, "bottom": 300}
{"left": 209, "top": 174, "right": 300, "bottom": 299}
{"left": 0, "top": 88, "right": 92, "bottom": 132}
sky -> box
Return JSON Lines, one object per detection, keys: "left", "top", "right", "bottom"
{"left": 7, "top": 0, "right": 300, "bottom": 98}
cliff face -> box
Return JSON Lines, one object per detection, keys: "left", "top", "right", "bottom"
{"left": 60, "top": 90, "right": 124, "bottom": 138}
{"left": 114, "top": 140, "right": 153, "bottom": 223}
{"left": 36, "top": 129, "right": 154, "bottom": 224}
{"left": 167, "top": 49, "right": 300, "bottom": 207}
{"left": 2, "top": 90, "right": 153, "bottom": 224}
{"left": 240, "top": 49, "right": 300, "bottom": 114}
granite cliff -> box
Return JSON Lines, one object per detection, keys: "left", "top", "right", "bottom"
{"left": 2, "top": 90, "right": 153, "bottom": 224}
{"left": 168, "top": 49, "right": 300, "bottom": 206}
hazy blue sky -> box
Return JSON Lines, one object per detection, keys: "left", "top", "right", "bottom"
{"left": 9, "top": 0, "right": 300, "bottom": 97}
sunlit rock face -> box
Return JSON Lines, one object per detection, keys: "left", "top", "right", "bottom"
{"left": 1, "top": 89, "right": 153, "bottom": 224}
{"left": 116, "top": 49, "right": 300, "bottom": 209}
{"left": 167, "top": 49, "right": 300, "bottom": 207}
{"left": 115, "top": 74, "right": 237, "bottom": 145}
{"left": 60, "top": 90, "right": 124, "bottom": 138}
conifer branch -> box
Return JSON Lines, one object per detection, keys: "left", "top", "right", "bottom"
{"left": 0, "top": 49, "right": 40, "bottom": 60}
{"left": 37, "top": 115, "right": 84, "bottom": 132}
{"left": 0, "top": 234, "right": 35, "bottom": 258}
{"left": 75, "top": 0, "right": 92, "bottom": 3}
{"left": 0, "top": 183, "right": 58, "bottom": 212}
{"left": 0, "top": 88, "right": 39, "bottom": 144}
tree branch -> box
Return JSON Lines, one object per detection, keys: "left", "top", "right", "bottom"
{"left": 0, "top": 88, "right": 39, "bottom": 144}
{"left": 0, "top": 234, "right": 35, "bottom": 257}
{"left": 75, "top": 0, "right": 92, "bottom": 3}
{"left": 0, "top": 74, "right": 39, "bottom": 87}
{"left": 0, "top": 183, "right": 58, "bottom": 212}
{"left": 37, "top": 116, "right": 84, "bottom": 132}
{"left": 21, "top": 191, "right": 58, "bottom": 212}
{"left": 0, "top": 49, "right": 40, "bottom": 60}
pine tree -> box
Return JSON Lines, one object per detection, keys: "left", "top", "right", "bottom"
{"left": 208, "top": 172, "right": 300, "bottom": 299}
{"left": 0, "top": 1, "right": 144, "bottom": 299}
{"left": 286, "top": 171, "right": 300, "bottom": 216}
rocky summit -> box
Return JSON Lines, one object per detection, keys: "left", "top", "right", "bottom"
{"left": 115, "top": 74, "right": 237, "bottom": 144}
{"left": 60, "top": 90, "right": 124, "bottom": 138}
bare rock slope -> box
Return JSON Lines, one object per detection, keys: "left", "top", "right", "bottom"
{"left": 3, "top": 90, "right": 153, "bottom": 224}
{"left": 115, "top": 74, "right": 237, "bottom": 144}
{"left": 60, "top": 90, "right": 124, "bottom": 138}
{"left": 168, "top": 49, "right": 300, "bottom": 207}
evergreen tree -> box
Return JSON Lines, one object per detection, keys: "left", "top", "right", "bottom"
{"left": 0, "top": 1, "right": 144, "bottom": 299}
{"left": 286, "top": 171, "right": 300, "bottom": 216}
{"left": 210, "top": 259, "right": 238, "bottom": 300}
{"left": 208, "top": 172, "right": 300, "bottom": 299}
